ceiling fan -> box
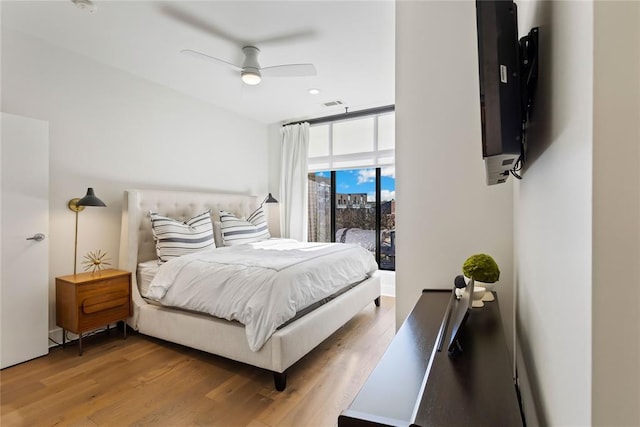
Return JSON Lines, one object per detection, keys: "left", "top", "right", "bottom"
{"left": 181, "top": 46, "right": 317, "bottom": 86}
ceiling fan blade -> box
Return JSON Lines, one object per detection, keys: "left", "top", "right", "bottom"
{"left": 161, "top": 4, "right": 318, "bottom": 48}
{"left": 257, "top": 30, "right": 317, "bottom": 46}
{"left": 160, "top": 5, "right": 247, "bottom": 46}
{"left": 180, "top": 49, "right": 242, "bottom": 72}
{"left": 260, "top": 64, "right": 317, "bottom": 78}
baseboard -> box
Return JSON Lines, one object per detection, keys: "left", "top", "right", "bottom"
{"left": 515, "top": 340, "right": 539, "bottom": 426}
{"left": 375, "top": 270, "right": 396, "bottom": 297}
{"left": 48, "top": 328, "right": 65, "bottom": 348}
{"left": 48, "top": 325, "right": 117, "bottom": 348}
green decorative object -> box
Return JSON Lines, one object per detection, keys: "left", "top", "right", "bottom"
{"left": 462, "top": 254, "right": 500, "bottom": 283}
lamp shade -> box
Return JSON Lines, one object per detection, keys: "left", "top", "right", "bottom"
{"left": 264, "top": 193, "right": 278, "bottom": 204}
{"left": 77, "top": 188, "right": 106, "bottom": 207}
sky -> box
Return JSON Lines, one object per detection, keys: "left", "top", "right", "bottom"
{"left": 316, "top": 167, "right": 395, "bottom": 202}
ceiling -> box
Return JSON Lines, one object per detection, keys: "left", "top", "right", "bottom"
{"left": 2, "top": 0, "right": 395, "bottom": 125}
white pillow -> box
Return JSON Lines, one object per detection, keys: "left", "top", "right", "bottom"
{"left": 149, "top": 210, "right": 215, "bottom": 262}
{"left": 137, "top": 260, "right": 160, "bottom": 297}
{"left": 219, "top": 206, "right": 270, "bottom": 246}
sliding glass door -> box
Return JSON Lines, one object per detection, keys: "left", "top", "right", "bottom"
{"left": 308, "top": 172, "right": 332, "bottom": 244}
{"left": 308, "top": 167, "right": 395, "bottom": 271}
{"left": 379, "top": 167, "right": 396, "bottom": 270}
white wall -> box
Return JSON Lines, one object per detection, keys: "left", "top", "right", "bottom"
{"left": 515, "top": 1, "right": 640, "bottom": 425}
{"left": 398, "top": 1, "right": 639, "bottom": 425}
{"left": 267, "top": 123, "right": 283, "bottom": 201}
{"left": 1, "top": 30, "right": 268, "bottom": 335}
{"left": 514, "top": 1, "right": 594, "bottom": 424}
{"left": 395, "top": 0, "right": 515, "bottom": 354}
{"left": 267, "top": 123, "right": 283, "bottom": 237}
{"left": 592, "top": 1, "right": 640, "bottom": 425}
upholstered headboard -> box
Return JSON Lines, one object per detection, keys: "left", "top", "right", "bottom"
{"left": 118, "top": 189, "right": 257, "bottom": 317}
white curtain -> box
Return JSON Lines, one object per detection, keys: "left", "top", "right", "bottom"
{"left": 280, "top": 123, "right": 309, "bottom": 241}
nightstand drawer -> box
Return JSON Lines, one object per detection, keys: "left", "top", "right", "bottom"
{"left": 82, "top": 292, "right": 129, "bottom": 314}
{"left": 77, "top": 276, "right": 129, "bottom": 301}
{"left": 78, "top": 298, "right": 129, "bottom": 331}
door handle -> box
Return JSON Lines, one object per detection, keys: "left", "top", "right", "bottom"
{"left": 26, "top": 233, "right": 46, "bottom": 242}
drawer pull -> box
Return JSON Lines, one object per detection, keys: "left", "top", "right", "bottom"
{"left": 82, "top": 295, "right": 128, "bottom": 314}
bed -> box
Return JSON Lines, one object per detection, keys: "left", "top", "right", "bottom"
{"left": 118, "top": 189, "right": 381, "bottom": 391}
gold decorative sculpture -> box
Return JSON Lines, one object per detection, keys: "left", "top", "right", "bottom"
{"left": 82, "top": 249, "right": 111, "bottom": 273}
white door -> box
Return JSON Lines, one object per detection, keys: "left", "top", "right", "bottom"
{"left": 1, "top": 112, "right": 49, "bottom": 368}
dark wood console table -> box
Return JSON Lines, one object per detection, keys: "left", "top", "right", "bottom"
{"left": 339, "top": 289, "right": 523, "bottom": 427}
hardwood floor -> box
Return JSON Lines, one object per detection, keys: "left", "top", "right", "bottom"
{"left": 1, "top": 297, "right": 395, "bottom": 427}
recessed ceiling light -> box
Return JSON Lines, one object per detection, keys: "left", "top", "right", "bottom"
{"left": 308, "top": 88, "right": 320, "bottom": 95}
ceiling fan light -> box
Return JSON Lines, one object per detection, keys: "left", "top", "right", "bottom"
{"left": 242, "top": 71, "right": 261, "bottom": 85}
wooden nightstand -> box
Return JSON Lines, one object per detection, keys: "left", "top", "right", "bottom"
{"left": 55, "top": 268, "right": 132, "bottom": 355}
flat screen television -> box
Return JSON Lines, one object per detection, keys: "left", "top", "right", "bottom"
{"left": 476, "top": 0, "right": 538, "bottom": 185}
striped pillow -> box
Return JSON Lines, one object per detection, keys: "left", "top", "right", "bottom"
{"left": 219, "top": 206, "right": 270, "bottom": 246}
{"left": 149, "top": 210, "right": 214, "bottom": 262}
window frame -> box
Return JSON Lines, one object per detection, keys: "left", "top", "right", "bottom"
{"left": 308, "top": 111, "right": 395, "bottom": 173}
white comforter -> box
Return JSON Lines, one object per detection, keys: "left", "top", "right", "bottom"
{"left": 145, "top": 239, "right": 378, "bottom": 351}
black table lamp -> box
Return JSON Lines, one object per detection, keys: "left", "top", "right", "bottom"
{"left": 262, "top": 193, "right": 279, "bottom": 205}
{"left": 68, "top": 188, "right": 106, "bottom": 274}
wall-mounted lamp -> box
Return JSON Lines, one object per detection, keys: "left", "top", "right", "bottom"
{"left": 68, "top": 188, "right": 106, "bottom": 274}
{"left": 262, "top": 193, "right": 280, "bottom": 238}
{"left": 262, "top": 193, "right": 279, "bottom": 205}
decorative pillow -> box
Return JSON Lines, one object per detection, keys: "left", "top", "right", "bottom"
{"left": 149, "top": 210, "right": 214, "bottom": 262}
{"left": 219, "top": 206, "right": 270, "bottom": 246}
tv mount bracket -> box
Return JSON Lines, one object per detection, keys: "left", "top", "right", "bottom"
{"left": 519, "top": 27, "right": 539, "bottom": 124}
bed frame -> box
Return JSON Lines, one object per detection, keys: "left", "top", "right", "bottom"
{"left": 118, "top": 189, "right": 381, "bottom": 391}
